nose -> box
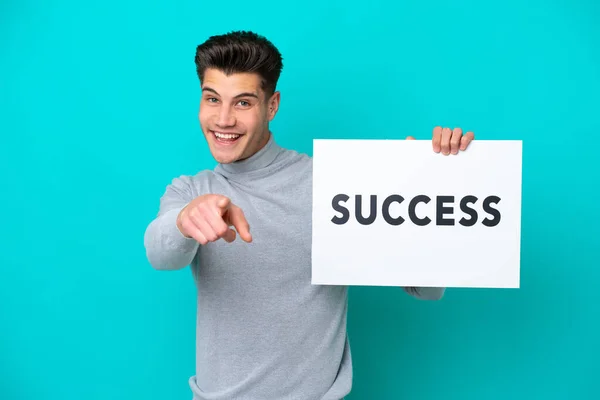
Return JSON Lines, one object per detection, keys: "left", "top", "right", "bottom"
{"left": 216, "top": 105, "right": 236, "bottom": 128}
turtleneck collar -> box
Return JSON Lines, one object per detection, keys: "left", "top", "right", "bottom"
{"left": 216, "top": 133, "right": 283, "bottom": 175}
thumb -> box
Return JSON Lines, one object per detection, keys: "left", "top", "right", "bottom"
{"left": 215, "top": 196, "right": 231, "bottom": 212}
{"left": 406, "top": 136, "right": 416, "bottom": 140}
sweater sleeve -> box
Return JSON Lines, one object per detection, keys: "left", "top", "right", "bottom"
{"left": 403, "top": 287, "right": 446, "bottom": 300}
{"left": 144, "top": 175, "right": 200, "bottom": 270}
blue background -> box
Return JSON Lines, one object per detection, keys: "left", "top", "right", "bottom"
{"left": 1, "top": 0, "right": 598, "bottom": 399}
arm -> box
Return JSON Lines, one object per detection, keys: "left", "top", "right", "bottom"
{"left": 403, "top": 287, "right": 446, "bottom": 301}
{"left": 144, "top": 176, "right": 200, "bottom": 271}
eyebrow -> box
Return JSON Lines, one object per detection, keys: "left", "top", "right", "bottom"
{"left": 202, "top": 86, "right": 259, "bottom": 99}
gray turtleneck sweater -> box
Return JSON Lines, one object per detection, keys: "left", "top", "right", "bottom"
{"left": 143, "top": 135, "right": 445, "bottom": 400}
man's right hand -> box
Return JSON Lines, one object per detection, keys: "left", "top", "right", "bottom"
{"left": 176, "top": 194, "right": 252, "bottom": 244}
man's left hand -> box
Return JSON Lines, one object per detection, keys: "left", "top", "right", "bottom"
{"left": 406, "top": 126, "right": 475, "bottom": 155}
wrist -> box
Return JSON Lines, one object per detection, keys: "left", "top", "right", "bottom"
{"left": 176, "top": 206, "right": 191, "bottom": 238}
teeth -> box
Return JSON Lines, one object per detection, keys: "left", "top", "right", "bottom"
{"left": 214, "top": 131, "right": 240, "bottom": 140}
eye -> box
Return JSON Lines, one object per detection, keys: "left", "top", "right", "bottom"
{"left": 237, "top": 100, "right": 250, "bottom": 107}
{"left": 206, "top": 97, "right": 218, "bottom": 103}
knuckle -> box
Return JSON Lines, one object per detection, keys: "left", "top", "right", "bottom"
{"left": 198, "top": 205, "right": 213, "bottom": 217}
{"left": 200, "top": 227, "right": 214, "bottom": 240}
{"left": 185, "top": 210, "right": 196, "bottom": 221}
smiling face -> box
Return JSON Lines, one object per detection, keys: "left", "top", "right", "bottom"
{"left": 198, "top": 68, "right": 280, "bottom": 164}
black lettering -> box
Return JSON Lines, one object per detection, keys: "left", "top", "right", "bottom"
{"left": 482, "top": 196, "right": 501, "bottom": 227}
{"left": 382, "top": 195, "right": 405, "bottom": 225}
{"left": 459, "top": 195, "right": 478, "bottom": 226}
{"left": 331, "top": 194, "right": 350, "bottom": 225}
{"left": 436, "top": 196, "right": 454, "bottom": 226}
{"left": 355, "top": 194, "right": 377, "bottom": 225}
{"left": 408, "top": 195, "right": 431, "bottom": 226}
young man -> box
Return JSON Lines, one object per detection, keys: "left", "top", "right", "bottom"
{"left": 144, "top": 31, "right": 475, "bottom": 400}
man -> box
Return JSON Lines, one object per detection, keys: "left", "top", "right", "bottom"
{"left": 144, "top": 30, "right": 475, "bottom": 400}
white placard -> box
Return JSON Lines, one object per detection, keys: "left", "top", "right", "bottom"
{"left": 311, "top": 139, "right": 522, "bottom": 288}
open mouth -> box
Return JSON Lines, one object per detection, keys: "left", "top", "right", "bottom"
{"left": 211, "top": 130, "right": 243, "bottom": 145}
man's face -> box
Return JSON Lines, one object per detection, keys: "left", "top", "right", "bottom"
{"left": 198, "top": 68, "right": 280, "bottom": 164}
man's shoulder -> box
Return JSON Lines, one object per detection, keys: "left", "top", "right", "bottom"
{"left": 165, "top": 169, "right": 222, "bottom": 195}
{"left": 279, "top": 147, "right": 313, "bottom": 169}
{"left": 169, "top": 169, "right": 218, "bottom": 184}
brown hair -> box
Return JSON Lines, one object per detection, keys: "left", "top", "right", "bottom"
{"left": 195, "top": 30, "right": 284, "bottom": 98}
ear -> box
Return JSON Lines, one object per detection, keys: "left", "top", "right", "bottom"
{"left": 267, "top": 91, "right": 281, "bottom": 121}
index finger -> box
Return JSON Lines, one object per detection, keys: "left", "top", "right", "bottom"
{"left": 460, "top": 131, "right": 475, "bottom": 150}
{"left": 227, "top": 205, "right": 252, "bottom": 243}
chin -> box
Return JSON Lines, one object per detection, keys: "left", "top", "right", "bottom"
{"left": 209, "top": 148, "right": 242, "bottom": 164}
{"left": 204, "top": 129, "right": 246, "bottom": 163}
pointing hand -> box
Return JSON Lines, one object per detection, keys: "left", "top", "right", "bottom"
{"left": 176, "top": 194, "right": 252, "bottom": 244}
